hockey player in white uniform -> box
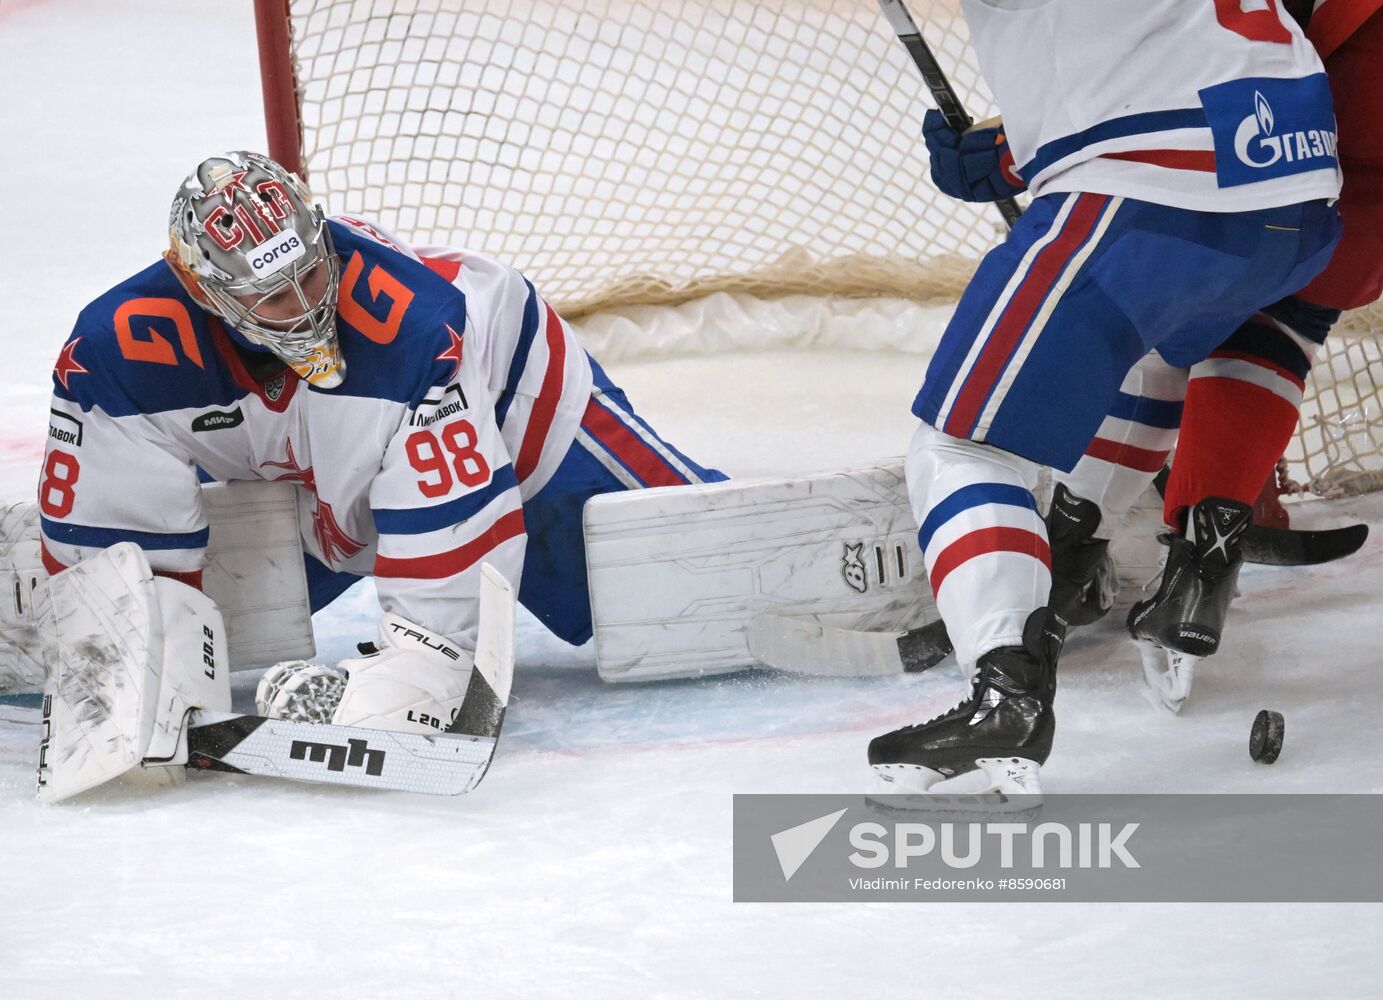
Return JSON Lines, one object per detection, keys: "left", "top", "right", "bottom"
{"left": 37, "top": 151, "right": 723, "bottom": 740}
{"left": 870, "top": 0, "right": 1343, "bottom": 796}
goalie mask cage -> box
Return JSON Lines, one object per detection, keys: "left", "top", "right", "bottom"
{"left": 254, "top": 0, "right": 1383, "bottom": 497}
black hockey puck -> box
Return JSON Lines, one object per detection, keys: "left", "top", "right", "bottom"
{"left": 1249, "top": 709, "right": 1285, "bottom": 764}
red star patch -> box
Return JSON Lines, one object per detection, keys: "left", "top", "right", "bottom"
{"left": 54, "top": 339, "right": 89, "bottom": 391}
{"left": 435, "top": 323, "right": 465, "bottom": 383}
{"left": 212, "top": 168, "right": 253, "bottom": 204}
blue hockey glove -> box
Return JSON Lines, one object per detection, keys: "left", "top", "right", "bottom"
{"left": 922, "top": 108, "right": 1027, "bottom": 203}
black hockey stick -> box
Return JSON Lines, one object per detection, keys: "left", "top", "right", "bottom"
{"left": 746, "top": 612, "right": 953, "bottom": 678}
{"left": 1242, "top": 521, "right": 1368, "bottom": 566}
{"left": 1151, "top": 466, "right": 1368, "bottom": 566}
{"left": 876, "top": 0, "right": 1023, "bottom": 229}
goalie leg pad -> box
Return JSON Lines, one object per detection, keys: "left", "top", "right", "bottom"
{"left": 585, "top": 461, "right": 938, "bottom": 681}
{"left": 584, "top": 459, "right": 1176, "bottom": 683}
{"left": 0, "top": 502, "right": 50, "bottom": 691}
{"left": 199, "top": 480, "right": 314, "bottom": 667}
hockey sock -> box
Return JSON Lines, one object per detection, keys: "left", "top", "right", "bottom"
{"left": 1164, "top": 299, "right": 1336, "bottom": 529}
{"left": 905, "top": 422, "right": 1049, "bottom": 671}
{"left": 1056, "top": 351, "right": 1186, "bottom": 535}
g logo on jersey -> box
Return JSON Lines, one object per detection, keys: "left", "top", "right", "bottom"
{"left": 1202, "top": 74, "right": 1337, "bottom": 188}
{"left": 1236, "top": 91, "right": 1279, "bottom": 167}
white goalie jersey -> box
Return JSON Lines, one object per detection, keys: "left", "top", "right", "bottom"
{"left": 39, "top": 216, "right": 593, "bottom": 651}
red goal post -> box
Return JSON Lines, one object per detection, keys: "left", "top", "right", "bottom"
{"left": 255, "top": 0, "right": 306, "bottom": 179}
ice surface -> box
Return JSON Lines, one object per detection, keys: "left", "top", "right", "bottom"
{"left": 1, "top": 3, "right": 1380, "bottom": 998}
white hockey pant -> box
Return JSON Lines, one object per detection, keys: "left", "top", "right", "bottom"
{"left": 1054, "top": 352, "right": 1188, "bottom": 536}
{"left": 905, "top": 422, "right": 1049, "bottom": 673}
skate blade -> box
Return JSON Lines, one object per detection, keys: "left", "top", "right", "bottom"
{"left": 868, "top": 758, "right": 1043, "bottom": 818}
{"left": 1135, "top": 639, "right": 1197, "bottom": 714}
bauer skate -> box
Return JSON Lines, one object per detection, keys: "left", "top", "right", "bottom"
{"left": 868, "top": 608, "right": 1063, "bottom": 812}
{"left": 1046, "top": 482, "right": 1117, "bottom": 627}
{"left": 1127, "top": 496, "right": 1250, "bottom": 713}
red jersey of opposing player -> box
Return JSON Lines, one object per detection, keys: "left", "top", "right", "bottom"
{"left": 1289, "top": 0, "right": 1383, "bottom": 309}
{"left": 1159, "top": 0, "right": 1383, "bottom": 527}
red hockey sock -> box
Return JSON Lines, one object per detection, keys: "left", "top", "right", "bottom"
{"left": 1163, "top": 334, "right": 1308, "bottom": 530}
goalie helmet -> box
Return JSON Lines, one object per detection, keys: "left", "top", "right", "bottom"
{"left": 165, "top": 151, "right": 345, "bottom": 388}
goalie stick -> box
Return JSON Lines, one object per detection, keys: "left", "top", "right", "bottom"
{"left": 36, "top": 556, "right": 514, "bottom": 802}
{"left": 875, "top": 0, "right": 1023, "bottom": 229}
{"left": 181, "top": 563, "right": 515, "bottom": 796}
{"left": 746, "top": 612, "right": 952, "bottom": 679}
{"left": 1151, "top": 467, "right": 1369, "bottom": 566}
{"left": 183, "top": 712, "right": 499, "bottom": 796}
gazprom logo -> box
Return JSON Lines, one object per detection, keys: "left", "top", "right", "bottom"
{"left": 1233, "top": 89, "right": 1336, "bottom": 170}
{"left": 1255, "top": 90, "right": 1274, "bottom": 137}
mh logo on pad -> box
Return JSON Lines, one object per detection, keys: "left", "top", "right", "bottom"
{"left": 289, "top": 737, "right": 386, "bottom": 776}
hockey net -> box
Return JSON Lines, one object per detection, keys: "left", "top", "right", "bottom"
{"left": 254, "top": 0, "right": 1383, "bottom": 497}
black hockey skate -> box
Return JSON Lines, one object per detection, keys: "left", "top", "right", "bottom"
{"left": 868, "top": 608, "right": 1064, "bottom": 804}
{"left": 1046, "top": 482, "right": 1116, "bottom": 627}
{"left": 1127, "top": 496, "right": 1251, "bottom": 712}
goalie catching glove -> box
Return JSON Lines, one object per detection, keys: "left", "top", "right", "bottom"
{"left": 256, "top": 614, "right": 473, "bottom": 735}
{"left": 922, "top": 109, "right": 1027, "bottom": 204}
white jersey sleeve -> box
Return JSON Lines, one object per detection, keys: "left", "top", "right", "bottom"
{"left": 39, "top": 398, "right": 208, "bottom": 582}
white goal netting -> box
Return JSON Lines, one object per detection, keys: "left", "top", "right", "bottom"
{"left": 260, "top": 0, "right": 1383, "bottom": 495}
